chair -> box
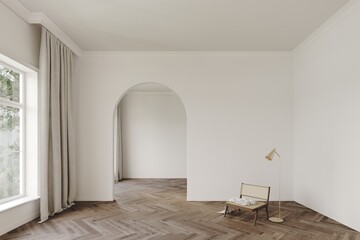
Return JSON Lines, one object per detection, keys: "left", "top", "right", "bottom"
{"left": 224, "top": 183, "right": 270, "bottom": 225}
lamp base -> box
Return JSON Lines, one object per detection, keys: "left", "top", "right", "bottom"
{"left": 268, "top": 217, "right": 284, "bottom": 223}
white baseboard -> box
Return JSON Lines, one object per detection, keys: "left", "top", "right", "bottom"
{"left": 0, "top": 198, "right": 40, "bottom": 236}
{"left": 75, "top": 196, "right": 114, "bottom": 202}
{"left": 0, "top": 212, "right": 39, "bottom": 236}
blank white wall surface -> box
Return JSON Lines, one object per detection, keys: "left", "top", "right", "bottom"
{"left": 120, "top": 92, "right": 186, "bottom": 178}
{"left": 293, "top": 1, "right": 360, "bottom": 231}
{"left": 76, "top": 52, "right": 293, "bottom": 201}
{"left": 0, "top": 2, "right": 40, "bottom": 68}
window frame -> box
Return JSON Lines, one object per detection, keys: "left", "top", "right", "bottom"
{"left": 0, "top": 60, "right": 26, "bottom": 205}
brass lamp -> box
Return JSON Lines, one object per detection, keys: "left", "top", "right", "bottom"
{"left": 265, "top": 148, "right": 284, "bottom": 223}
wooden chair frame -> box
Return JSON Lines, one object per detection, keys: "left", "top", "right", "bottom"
{"left": 224, "top": 183, "right": 270, "bottom": 226}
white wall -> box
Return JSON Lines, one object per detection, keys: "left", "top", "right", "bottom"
{"left": 0, "top": 2, "right": 40, "bottom": 69}
{"left": 293, "top": 0, "right": 360, "bottom": 232}
{"left": 0, "top": 1, "right": 41, "bottom": 235}
{"left": 76, "top": 52, "right": 293, "bottom": 201}
{"left": 120, "top": 91, "right": 186, "bottom": 178}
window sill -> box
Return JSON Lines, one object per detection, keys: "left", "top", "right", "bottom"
{"left": 0, "top": 196, "right": 40, "bottom": 213}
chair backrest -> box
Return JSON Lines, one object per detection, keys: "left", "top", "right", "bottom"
{"left": 240, "top": 183, "right": 270, "bottom": 202}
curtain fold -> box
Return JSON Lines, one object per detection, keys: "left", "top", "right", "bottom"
{"left": 114, "top": 102, "right": 123, "bottom": 182}
{"left": 39, "top": 27, "right": 76, "bottom": 222}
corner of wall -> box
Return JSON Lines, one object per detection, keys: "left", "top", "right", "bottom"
{"left": 292, "top": 0, "right": 360, "bottom": 56}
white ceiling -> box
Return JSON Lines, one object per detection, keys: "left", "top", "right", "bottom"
{"left": 18, "top": 0, "right": 350, "bottom": 51}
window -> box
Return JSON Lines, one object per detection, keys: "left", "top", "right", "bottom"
{"left": 0, "top": 53, "right": 38, "bottom": 209}
{"left": 0, "top": 62, "right": 25, "bottom": 204}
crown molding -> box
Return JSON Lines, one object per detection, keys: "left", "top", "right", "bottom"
{"left": 1, "top": 0, "right": 83, "bottom": 56}
{"left": 292, "top": 0, "right": 360, "bottom": 56}
{"left": 1, "top": 0, "right": 31, "bottom": 20}
{"left": 82, "top": 51, "right": 291, "bottom": 56}
{"left": 29, "top": 12, "right": 83, "bottom": 56}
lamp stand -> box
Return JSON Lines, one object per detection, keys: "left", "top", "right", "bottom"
{"left": 269, "top": 153, "right": 284, "bottom": 223}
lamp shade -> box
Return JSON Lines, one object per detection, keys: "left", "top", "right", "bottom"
{"left": 265, "top": 148, "right": 277, "bottom": 161}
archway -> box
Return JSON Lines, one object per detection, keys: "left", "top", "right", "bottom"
{"left": 113, "top": 82, "right": 187, "bottom": 195}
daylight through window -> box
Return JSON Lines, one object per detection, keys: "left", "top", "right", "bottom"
{"left": 0, "top": 62, "right": 24, "bottom": 204}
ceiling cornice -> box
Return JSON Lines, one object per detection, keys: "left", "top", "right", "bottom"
{"left": 82, "top": 51, "right": 291, "bottom": 56}
{"left": 293, "top": 0, "right": 360, "bottom": 56}
{"left": 1, "top": 0, "right": 83, "bottom": 56}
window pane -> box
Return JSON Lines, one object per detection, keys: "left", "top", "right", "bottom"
{"left": 0, "top": 64, "right": 20, "bottom": 102}
{"left": 0, "top": 152, "right": 20, "bottom": 199}
{"left": 0, "top": 105, "right": 20, "bottom": 201}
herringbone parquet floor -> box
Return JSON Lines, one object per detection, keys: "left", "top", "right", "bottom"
{"left": 2, "top": 179, "right": 359, "bottom": 239}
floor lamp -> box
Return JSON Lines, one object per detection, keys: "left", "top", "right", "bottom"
{"left": 265, "top": 148, "right": 284, "bottom": 223}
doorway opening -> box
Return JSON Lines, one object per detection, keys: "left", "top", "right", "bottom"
{"left": 113, "top": 83, "right": 187, "bottom": 197}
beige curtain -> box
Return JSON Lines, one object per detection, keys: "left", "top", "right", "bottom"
{"left": 114, "top": 103, "right": 123, "bottom": 182}
{"left": 39, "top": 27, "right": 76, "bottom": 222}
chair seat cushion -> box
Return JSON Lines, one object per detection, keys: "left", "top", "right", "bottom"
{"left": 225, "top": 201, "right": 267, "bottom": 211}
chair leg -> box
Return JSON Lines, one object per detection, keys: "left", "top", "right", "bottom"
{"left": 266, "top": 206, "right": 269, "bottom": 219}
{"left": 224, "top": 206, "right": 228, "bottom": 217}
{"left": 253, "top": 210, "right": 258, "bottom": 226}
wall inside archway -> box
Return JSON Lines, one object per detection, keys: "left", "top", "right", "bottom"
{"left": 118, "top": 83, "right": 186, "bottom": 178}
{"left": 76, "top": 52, "right": 293, "bottom": 201}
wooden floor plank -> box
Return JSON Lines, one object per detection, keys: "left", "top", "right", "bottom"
{"left": 1, "top": 179, "right": 359, "bottom": 239}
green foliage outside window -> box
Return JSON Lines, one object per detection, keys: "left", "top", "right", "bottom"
{"left": 0, "top": 64, "right": 21, "bottom": 201}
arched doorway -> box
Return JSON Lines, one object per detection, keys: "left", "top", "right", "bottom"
{"left": 113, "top": 82, "right": 187, "bottom": 192}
